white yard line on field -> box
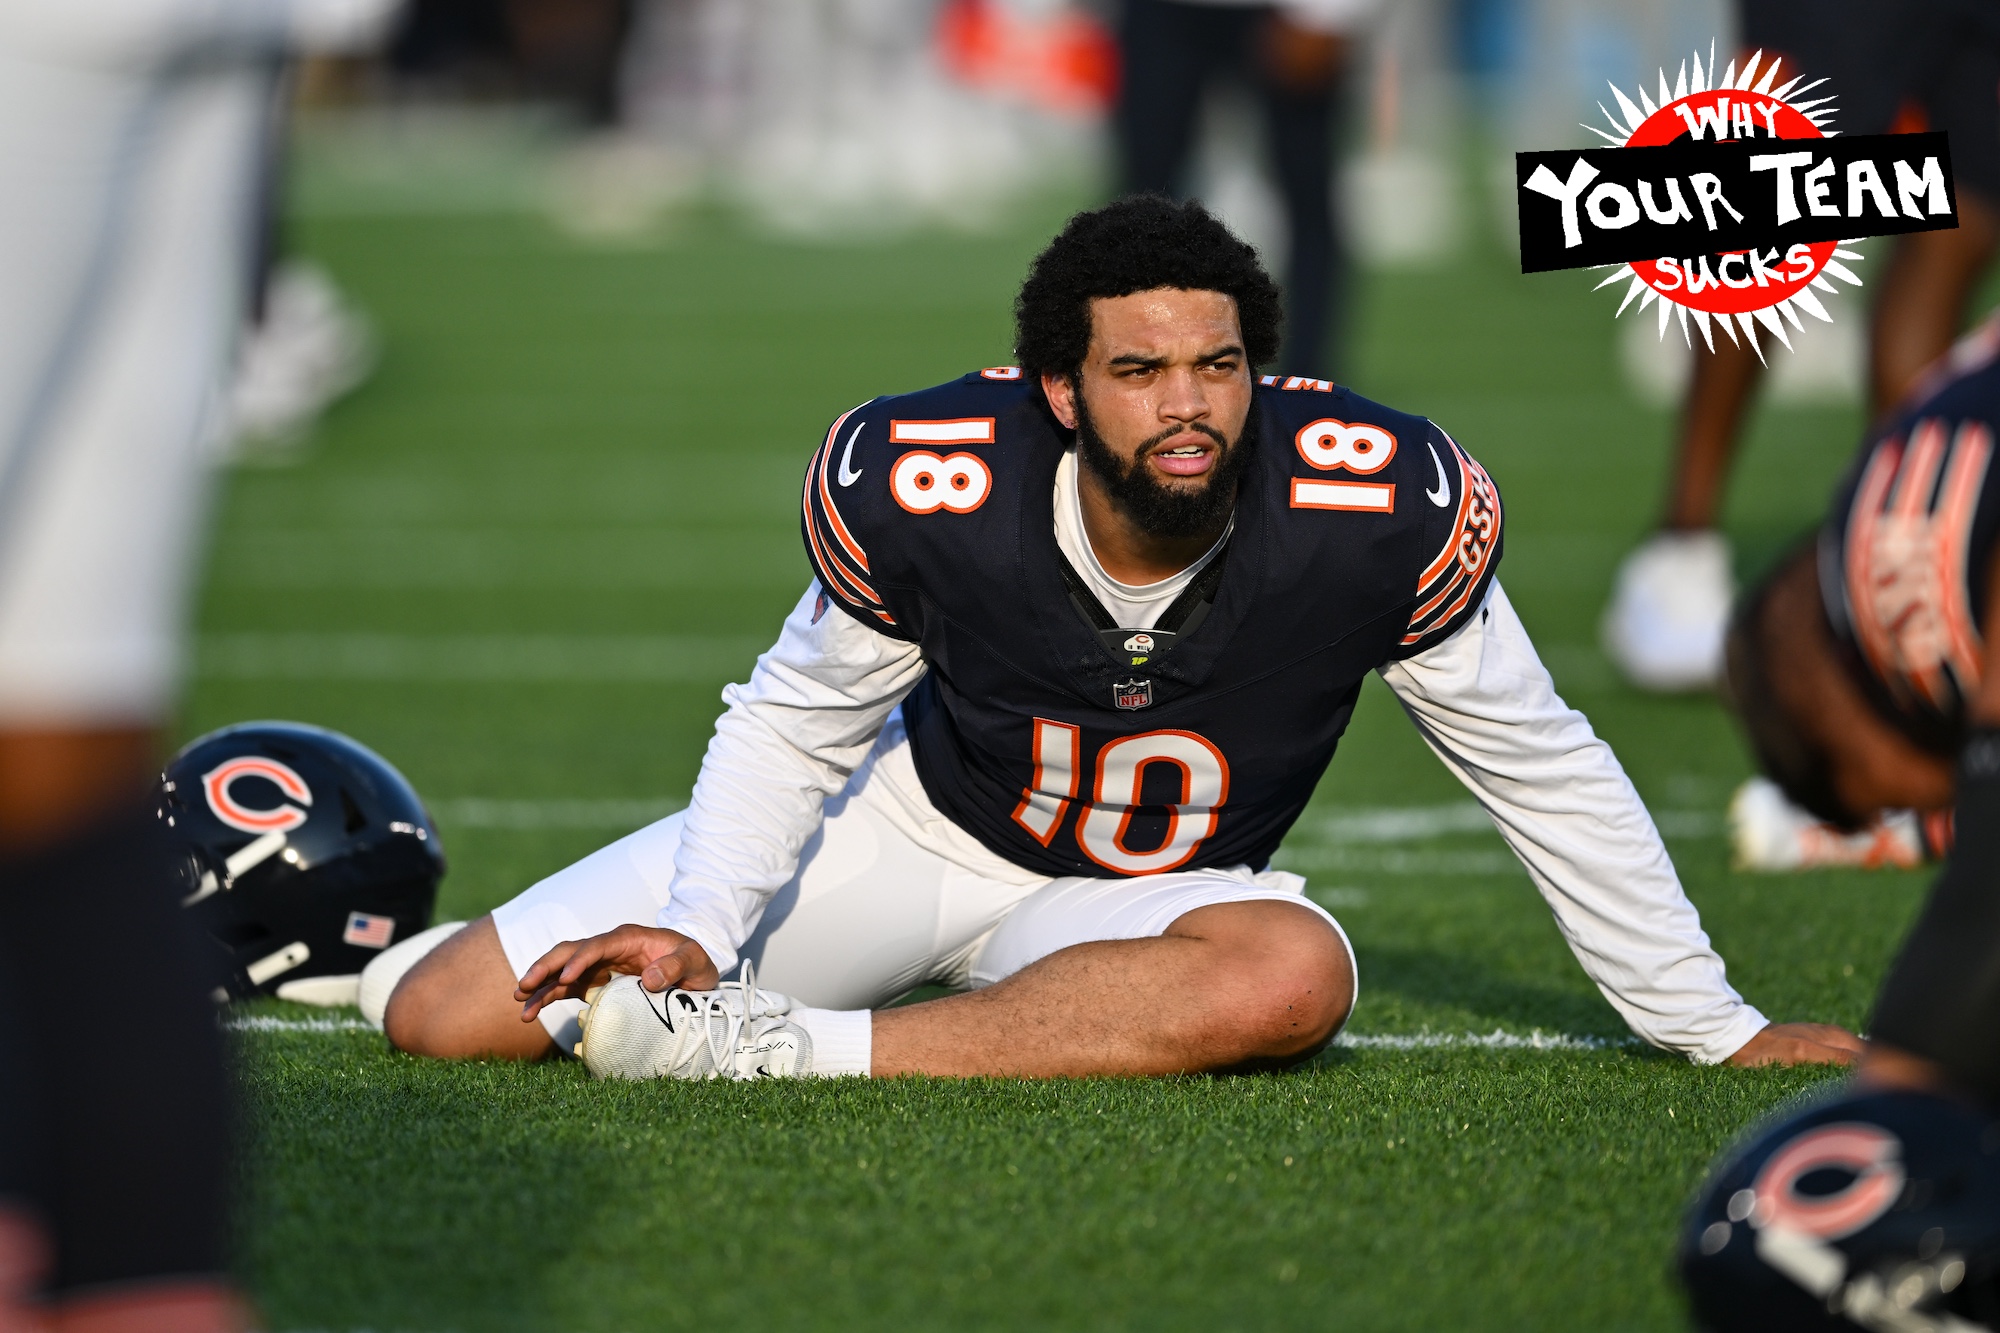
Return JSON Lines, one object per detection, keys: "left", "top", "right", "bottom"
{"left": 229, "top": 1016, "right": 376, "bottom": 1033}
{"left": 428, "top": 796, "right": 685, "bottom": 829}
{"left": 227, "top": 1015, "right": 1640, "bottom": 1050}
{"left": 1333, "top": 1030, "right": 1643, "bottom": 1051}
{"left": 1292, "top": 800, "right": 1721, "bottom": 845}
{"left": 195, "top": 633, "right": 768, "bottom": 682}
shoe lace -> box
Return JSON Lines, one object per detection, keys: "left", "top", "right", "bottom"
{"left": 675, "top": 961, "right": 785, "bottom": 1078}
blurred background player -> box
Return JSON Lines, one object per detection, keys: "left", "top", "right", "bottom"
{"left": 1601, "top": 0, "right": 2000, "bottom": 694}
{"left": 225, "top": 64, "right": 379, "bottom": 457}
{"left": 1726, "top": 313, "right": 2000, "bottom": 874}
{"left": 1681, "top": 553, "right": 2000, "bottom": 1327}
{"left": 1114, "top": 0, "right": 1379, "bottom": 378}
{"left": 0, "top": 1, "right": 398, "bottom": 1327}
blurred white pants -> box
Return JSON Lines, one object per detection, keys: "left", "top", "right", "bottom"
{"left": 490, "top": 729, "right": 1348, "bottom": 1053}
{"left": 0, "top": 42, "right": 268, "bottom": 723}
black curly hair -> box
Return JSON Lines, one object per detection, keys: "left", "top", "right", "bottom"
{"left": 1014, "top": 196, "right": 1284, "bottom": 381}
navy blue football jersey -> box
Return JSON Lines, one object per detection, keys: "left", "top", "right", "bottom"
{"left": 802, "top": 368, "right": 1503, "bottom": 879}
{"left": 1821, "top": 317, "right": 2000, "bottom": 749}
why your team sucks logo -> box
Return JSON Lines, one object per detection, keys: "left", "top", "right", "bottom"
{"left": 1516, "top": 46, "right": 1958, "bottom": 359}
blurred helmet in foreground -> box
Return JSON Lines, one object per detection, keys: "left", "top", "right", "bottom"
{"left": 157, "top": 721, "right": 445, "bottom": 1004}
{"left": 1679, "top": 1088, "right": 2000, "bottom": 1331}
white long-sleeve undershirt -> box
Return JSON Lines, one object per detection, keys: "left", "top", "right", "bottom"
{"left": 662, "top": 578, "right": 1766, "bottom": 1064}
{"left": 1378, "top": 583, "right": 1765, "bottom": 1064}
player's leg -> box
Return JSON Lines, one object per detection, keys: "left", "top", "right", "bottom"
{"left": 871, "top": 872, "right": 1353, "bottom": 1077}
{"left": 379, "top": 917, "right": 547, "bottom": 1058}
{"left": 1604, "top": 0, "right": 1864, "bottom": 692}
{"left": 0, "top": 50, "right": 265, "bottom": 1330}
{"left": 386, "top": 726, "right": 1046, "bottom": 1059}
{"left": 1112, "top": 0, "right": 1240, "bottom": 197}
{"left": 1253, "top": 13, "right": 1345, "bottom": 376}
{"left": 1659, "top": 341, "right": 1764, "bottom": 533}
{"left": 380, "top": 814, "right": 688, "bottom": 1059}
{"left": 1869, "top": 196, "right": 2000, "bottom": 411}
{"left": 1601, "top": 340, "right": 1761, "bottom": 692}
{"left": 1865, "top": 26, "right": 2000, "bottom": 410}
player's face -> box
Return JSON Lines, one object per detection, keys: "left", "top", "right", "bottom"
{"left": 1043, "top": 288, "right": 1255, "bottom": 538}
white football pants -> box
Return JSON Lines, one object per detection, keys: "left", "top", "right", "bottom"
{"left": 481, "top": 728, "right": 1352, "bottom": 1053}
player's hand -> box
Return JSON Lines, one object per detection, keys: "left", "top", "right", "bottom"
{"left": 513, "top": 925, "right": 718, "bottom": 1023}
{"left": 1726, "top": 1021, "right": 1866, "bottom": 1068}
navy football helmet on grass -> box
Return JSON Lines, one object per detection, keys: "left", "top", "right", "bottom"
{"left": 156, "top": 722, "right": 445, "bottom": 1004}
{"left": 1680, "top": 1088, "right": 2000, "bottom": 1331}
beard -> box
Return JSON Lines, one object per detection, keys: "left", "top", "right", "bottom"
{"left": 1074, "top": 394, "right": 1255, "bottom": 541}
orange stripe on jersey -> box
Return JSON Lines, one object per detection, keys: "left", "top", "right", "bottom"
{"left": 1844, "top": 419, "right": 1992, "bottom": 712}
{"left": 815, "top": 428, "right": 872, "bottom": 572}
{"left": 1893, "top": 419, "right": 1948, "bottom": 520}
{"left": 1417, "top": 447, "right": 1475, "bottom": 588}
{"left": 1845, "top": 439, "right": 1903, "bottom": 689}
{"left": 1938, "top": 422, "right": 1991, "bottom": 692}
{"left": 1407, "top": 565, "right": 1468, "bottom": 627}
{"left": 803, "top": 448, "right": 883, "bottom": 609}
{"left": 1404, "top": 441, "right": 1502, "bottom": 647}
{"left": 804, "top": 489, "right": 877, "bottom": 608}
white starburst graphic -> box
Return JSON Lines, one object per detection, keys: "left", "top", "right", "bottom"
{"left": 1583, "top": 44, "right": 1864, "bottom": 362}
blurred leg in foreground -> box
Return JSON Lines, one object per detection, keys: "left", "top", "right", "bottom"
{"left": 1114, "top": 0, "right": 1354, "bottom": 376}
{"left": 1603, "top": 0, "right": 2000, "bottom": 693}
{"left": 0, "top": 3, "right": 399, "bottom": 1325}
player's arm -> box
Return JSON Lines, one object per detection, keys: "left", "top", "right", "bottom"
{"left": 1861, "top": 542, "right": 2000, "bottom": 1099}
{"left": 517, "top": 581, "right": 926, "bottom": 1017}
{"left": 1379, "top": 580, "right": 1861, "bottom": 1065}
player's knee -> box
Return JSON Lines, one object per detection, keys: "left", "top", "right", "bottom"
{"left": 379, "top": 952, "right": 455, "bottom": 1057}
{"left": 360, "top": 919, "right": 466, "bottom": 1028}
{"left": 1186, "top": 901, "right": 1353, "bottom": 1059}
{"left": 379, "top": 916, "right": 541, "bottom": 1060}
{"left": 1247, "top": 920, "right": 1353, "bottom": 1057}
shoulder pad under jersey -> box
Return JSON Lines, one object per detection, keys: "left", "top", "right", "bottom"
{"left": 1257, "top": 376, "right": 1503, "bottom": 655}
{"left": 800, "top": 370, "right": 1041, "bottom": 639}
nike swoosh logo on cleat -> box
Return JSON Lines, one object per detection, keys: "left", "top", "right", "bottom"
{"left": 1426, "top": 441, "right": 1451, "bottom": 507}
{"left": 838, "top": 421, "right": 866, "bottom": 486}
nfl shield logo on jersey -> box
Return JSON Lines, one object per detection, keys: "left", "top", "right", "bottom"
{"left": 1113, "top": 679, "right": 1153, "bottom": 710}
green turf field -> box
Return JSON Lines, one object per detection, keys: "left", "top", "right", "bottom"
{"left": 205, "top": 167, "right": 1932, "bottom": 1330}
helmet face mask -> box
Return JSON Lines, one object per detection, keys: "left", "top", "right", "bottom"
{"left": 1680, "top": 1089, "right": 2000, "bottom": 1332}
{"left": 157, "top": 721, "right": 446, "bottom": 1001}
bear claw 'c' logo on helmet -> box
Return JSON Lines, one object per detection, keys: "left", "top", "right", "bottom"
{"left": 1679, "top": 1089, "right": 2000, "bottom": 1333}
{"left": 1750, "top": 1123, "right": 1906, "bottom": 1241}
{"left": 202, "top": 756, "right": 313, "bottom": 834}
{"left": 158, "top": 721, "right": 446, "bottom": 1005}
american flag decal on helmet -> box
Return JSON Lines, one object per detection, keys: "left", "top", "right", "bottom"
{"left": 1402, "top": 433, "right": 1502, "bottom": 649}
{"left": 342, "top": 911, "right": 396, "bottom": 949}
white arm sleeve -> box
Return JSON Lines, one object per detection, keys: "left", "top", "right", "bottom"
{"left": 657, "top": 584, "right": 927, "bottom": 977}
{"left": 1377, "top": 580, "right": 1768, "bottom": 1064}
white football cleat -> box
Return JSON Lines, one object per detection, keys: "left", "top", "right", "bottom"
{"left": 575, "top": 963, "right": 814, "bottom": 1081}
{"left": 225, "top": 261, "right": 377, "bottom": 454}
{"left": 1728, "top": 777, "right": 1930, "bottom": 871}
{"left": 1601, "top": 530, "right": 1734, "bottom": 692}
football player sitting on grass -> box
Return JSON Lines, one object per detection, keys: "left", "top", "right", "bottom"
{"left": 366, "top": 197, "right": 1856, "bottom": 1080}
